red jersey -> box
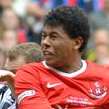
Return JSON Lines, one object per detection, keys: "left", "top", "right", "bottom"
{"left": 15, "top": 60, "right": 109, "bottom": 109}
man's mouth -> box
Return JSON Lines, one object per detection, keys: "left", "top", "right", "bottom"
{"left": 43, "top": 51, "right": 54, "bottom": 59}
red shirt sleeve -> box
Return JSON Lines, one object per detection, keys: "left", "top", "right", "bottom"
{"left": 15, "top": 64, "right": 53, "bottom": 109}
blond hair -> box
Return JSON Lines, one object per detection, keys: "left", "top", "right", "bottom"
{"left": 8, "top": 42, "right": 43, "bottom": 63}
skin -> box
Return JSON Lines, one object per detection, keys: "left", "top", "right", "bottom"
{"left": 1, "top": 56, "right": 26, "bottom": 94}
{"left": 104, "top": 0, "right": 109, "bottom": 13}
{"left": 2, "top": 30, "right": 17, "bottom": 50}
{"left": 93, "top": 29, "right": 109, "bottom": 65}
{"left": 4, "top": 55, "right": 26, "bottom": 73}
{"left": 41, "top": 25, "right": 82, "bottom": 73}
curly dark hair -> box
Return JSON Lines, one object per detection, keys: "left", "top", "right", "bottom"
{"left": 44, "top": 6, "right": 90, "bottom": 52}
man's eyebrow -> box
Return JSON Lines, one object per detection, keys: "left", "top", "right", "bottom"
{"left": 50, "top": 32, "right": 58, "bottom": 34}
{"left": 41, "top": 31, "right": 59, "bottom": 35}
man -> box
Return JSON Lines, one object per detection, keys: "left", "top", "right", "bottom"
{"left": 15, "top": 6, "right": 109, "bottom": 109}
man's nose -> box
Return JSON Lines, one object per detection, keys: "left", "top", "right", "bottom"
{"left": 41, "top": 36, "right": 51, "bottom": 48}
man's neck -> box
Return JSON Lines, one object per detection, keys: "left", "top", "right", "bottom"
{"left": 55, "top": 57, "right": 82, "bottom": 73}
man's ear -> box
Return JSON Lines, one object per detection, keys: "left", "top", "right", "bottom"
{"left": 73, "top": 36, "right": 84, "bottom": 50}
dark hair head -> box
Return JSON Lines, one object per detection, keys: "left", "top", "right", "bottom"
{"left": 44, "top": 6, "right": 90, "bottom": 52}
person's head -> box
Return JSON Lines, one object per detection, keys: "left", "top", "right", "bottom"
{"left": 94, "top": 28, "right": 109, "bottom": 46}
{"left": 2, "top": 8, "right": 19, "bottom": 29}
{"left": 0, "top": 0, "right": 12, "bottom": 8}
{"left": 5, "top": 42, "right": 43, "bottom": 73}
{"left": 1, "top": 29, "right": 18, "bottom": 50}
{"left": 41, "top": 6, "right": 90, "bottom": 69}
{"left": 93, "top": 28, "right": 109, "bottom": 60}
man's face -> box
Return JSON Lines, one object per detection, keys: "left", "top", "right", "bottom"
{"left": 41, "top": 25, "right": 77, "bottom": 68}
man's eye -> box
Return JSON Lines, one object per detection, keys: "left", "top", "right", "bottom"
{"left": 50, "top": 34, "right": 58, "bottom": 39}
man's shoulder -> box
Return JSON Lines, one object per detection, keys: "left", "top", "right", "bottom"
{"left": 86, "top": 60, "right": 109, "bottom": 77}
{"left": 15, "top": 62, "right": 45, "bottom": 83}
{"left": 16, "top": 61, "right": 46, "bottom": 77}
{"left": 19, "top": 61, "right": 44, "bottom": 70}
{"left": 87, "top": 61, "right": 109, "bottom": 70}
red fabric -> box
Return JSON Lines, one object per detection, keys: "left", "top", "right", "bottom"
{"left": 17, "top": 30, "right": 27, "bottom": 43}
{"left": 99, "top": 0, "right": 104, "bottom": 10}
{"left": 68, "top": 0, "right": 77, "bottom": 6}
{"left": 15, "top": 61, "right": 109, "bottom": 109}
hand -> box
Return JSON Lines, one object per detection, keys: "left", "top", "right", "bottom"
{"left": 0, "top": 70, "right": 15, "bottom": 88}
{"left": 0, "top": 70, "right": 15, "bottom": 78}
{"left": 0, "top": 70, "right": 16, "bottom": 95}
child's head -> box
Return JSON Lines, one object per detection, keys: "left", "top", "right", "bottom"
{"left": 5, "top": 42, "right": 43, "bottom": 73}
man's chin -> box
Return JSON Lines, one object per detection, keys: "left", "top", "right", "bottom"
{"left": 45, "top": 60, "right": 63, "bottom": 68}
{"left": 45, "top": 60, "right": 54, "bottom": 66}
